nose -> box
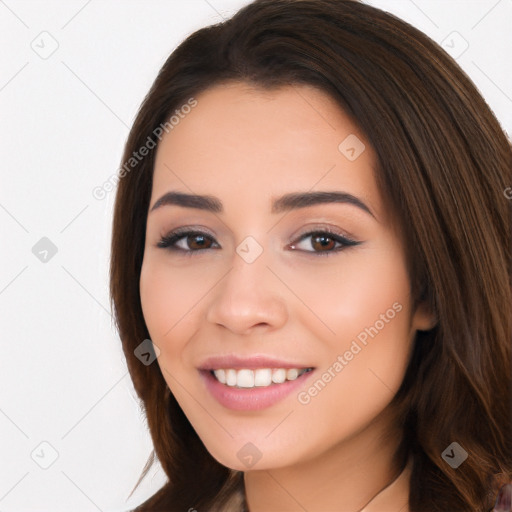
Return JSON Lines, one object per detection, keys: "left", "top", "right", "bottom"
{"left": 205, "top": 249, "right": 288, "bottom": 335}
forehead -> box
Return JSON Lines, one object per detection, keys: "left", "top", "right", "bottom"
{"left": 151, "top": 82, "right": 383, "bottom": 219}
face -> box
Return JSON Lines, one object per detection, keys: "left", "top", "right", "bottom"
{"left": 139, "top": 82, "right": 434, "bottom": 471}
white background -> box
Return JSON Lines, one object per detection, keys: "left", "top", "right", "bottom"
{"left": 0, "top": 1, "right": 511, "bottom": 510}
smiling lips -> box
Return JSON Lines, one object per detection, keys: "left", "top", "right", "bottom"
{"left": 198, "top": 355, "right": 316, "bottom": 409}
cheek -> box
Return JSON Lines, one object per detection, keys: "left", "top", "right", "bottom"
{"left": 277, "top": 242, "right": 412, "bottom": 345}
{"left": 278, "top": 245, "right": 413, "bottom": 421}
{"left": 297, "top": 305, "right": 411, "bottom": 444}
{"left": 139, "top": 258, "right": 207, "bottom": 354}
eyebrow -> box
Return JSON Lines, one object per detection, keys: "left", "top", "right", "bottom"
{"left": 149, "top": 190, "right": 375, "bottom": 218}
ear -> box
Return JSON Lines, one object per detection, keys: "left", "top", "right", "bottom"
{"left": 411, "top": 299, "right": 437, "bottom": 332}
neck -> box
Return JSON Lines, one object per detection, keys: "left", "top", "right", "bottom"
{"left": 243, "top": 408, "right": 406, "bottom": 512}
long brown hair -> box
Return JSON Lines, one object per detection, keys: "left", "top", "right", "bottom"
{"left": 110, "top": 1, "right": 512, "bottom": 510}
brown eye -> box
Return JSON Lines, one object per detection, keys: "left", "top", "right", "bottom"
{"left": 310, "top": 234, "right": 336, "bottom": 252}
{"left": 186, "top": 234, "right": 213, "bottom": 250}
{"left": 157, "top": 230, "right": 219, "bottom": 252}
{"left": 289, "top": 230, "right": 361, "bottom": 256}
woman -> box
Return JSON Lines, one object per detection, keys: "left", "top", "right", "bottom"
{"left": 110, "top": 0, "right": 512, "bottom": 510}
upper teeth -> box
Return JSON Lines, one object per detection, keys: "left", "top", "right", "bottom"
{"left": 213, "top": 368, "right": 310, "bottom": 388}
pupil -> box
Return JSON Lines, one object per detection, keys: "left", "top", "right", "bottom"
{"left": 314, "top": 235, "right": 333, "bottom": 250}
{"left": 190, "top": 234, "right": 210, "bottom": 249}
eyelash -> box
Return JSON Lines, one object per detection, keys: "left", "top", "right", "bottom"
{"left": 156, "top": 227, "right": 361, "bottom": 257}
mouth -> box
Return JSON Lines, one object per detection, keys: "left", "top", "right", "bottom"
{"left": 197, "top": 355, "right": 316, "bottom": 410}
{"left": 198, "top": 359, "right": 316, "bottom": 411}
{"left": 209, "top": 367, "right": 314, "bottom": 389}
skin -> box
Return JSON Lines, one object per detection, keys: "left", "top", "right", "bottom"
{"left": 139, "top": 82, "right": 435, "bottom": 511}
